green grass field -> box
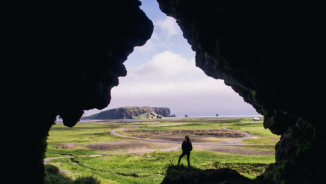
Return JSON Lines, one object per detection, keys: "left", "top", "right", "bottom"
{"left": 223, "top": 120, "right": 280, "bottom": 145}
{"left": 46, "top": 122, "right": 152, "bottom": 158}
{"left": 235, "top": 146, "right": 275, "bottom": 152}
{"left": 140, "top": 119, "right": 280, "bottom": 145}
{"left": 46, "top": 150, "right": 275, "bottom": 184}
{"left": 45, "top": 118, "right": 279, "bottom": 183}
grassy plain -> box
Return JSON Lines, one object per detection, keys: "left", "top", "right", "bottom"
{"left": 46, "top": 122, "right": 153, "bottom": 158}
{"left": 45, "top": 118, "right": 278, "bottom": 183}
{"left": 47, "top": 150, "right": 274, "bottom": 184}
{"left": 223, "top": 120, "right": 280, "bottom": 145}
{"left": 140, "top": 118, "right": 280, "bottom": 145}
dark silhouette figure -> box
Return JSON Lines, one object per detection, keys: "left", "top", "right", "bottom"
{"left": 177, "top": 135, "right": 193, "bottom": 170}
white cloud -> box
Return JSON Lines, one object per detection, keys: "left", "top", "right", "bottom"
{"left": 156, "top": 17, "right": 180, "bottom": 36}
{"left": 130, "top": 51, "right": 200, "bottom": 77}
{"left": 85, "top": 77, "right": 258, "bottom": 117}
{"left": 151, "top": 33, "right": 160, "bottom": 40}
{"left": 112, "top": 79, "right": 230, "bottom": 97}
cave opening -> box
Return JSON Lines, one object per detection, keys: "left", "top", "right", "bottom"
{"left": 1, "top": 0, "right": 325, "bottom": 184}
{"left": 84, "top": 0, "right": 259, "bottom": 119}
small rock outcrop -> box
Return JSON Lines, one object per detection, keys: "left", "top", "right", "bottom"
{"left": 161, "top": 167, "right": 273, "bottom": 184}
{"left": 83, "top": 106, "right": 170, "bottom": 119}
{"left": 170, "top": 114, "right": 176, "bottom": 117}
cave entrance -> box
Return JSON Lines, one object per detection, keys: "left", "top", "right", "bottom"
{"left": 8, "top": 0, "right": 321, "bottom": 183}
{"left": 84, "top": 1, "right": 259, "bottom": 119}
{"left": 49, "top": 1, "right": 277, "bottom": 183}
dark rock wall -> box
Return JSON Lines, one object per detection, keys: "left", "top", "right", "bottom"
{"left": 0, "top": 1, "right": 153, "bottom": 183}
{"left": 157, "top": 0, "right": 325, "bottom": 183}
{"left": 264, "top": 118, "right": 316, "bottom": 183}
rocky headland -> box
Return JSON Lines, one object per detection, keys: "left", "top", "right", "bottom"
{"left": 82, "top": 106, "right": 170, "bottom": 119}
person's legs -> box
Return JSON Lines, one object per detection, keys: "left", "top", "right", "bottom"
{"left": 186, "top": 153, "right": 190, "bottom": 168}
{"left": 177, "top": 152, "right": 186, "bottom": 165}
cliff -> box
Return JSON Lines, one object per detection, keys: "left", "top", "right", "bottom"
{"left": 83, "top": 106, "right": 170, "bottom": 119}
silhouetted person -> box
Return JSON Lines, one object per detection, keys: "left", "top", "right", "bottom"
{"left": 177, "top": 135, "right": 192, "bottom": 170}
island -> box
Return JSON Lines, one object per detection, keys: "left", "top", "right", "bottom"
{"left": 82, "top": 106, "right": 170, "bottom": 119}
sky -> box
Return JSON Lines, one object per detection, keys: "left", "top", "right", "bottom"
{"left": 84, "top": 0, "right": 260, "bottom": 117}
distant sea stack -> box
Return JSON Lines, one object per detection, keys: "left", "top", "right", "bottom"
{"left": 82, "top": 106, "right": 170, "bottom": 119}
{"left": 170, "top": 114, "right": 176, "bottom": 117}
{"left": 185, "top": 114, "right": 188, "bottom": 117}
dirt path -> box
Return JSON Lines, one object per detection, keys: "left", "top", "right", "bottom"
{"left": 220, "top": 124, "right": 257, "bottom": 144}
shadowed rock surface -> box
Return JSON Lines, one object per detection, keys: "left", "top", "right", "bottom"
{"left": 1, "top": 1, "right": 153, "bottom": 183}
{"left": 82, "top": 106, "right": 170, "bottom": 119}
{"left": 161, "top": 167, "right": 274, "bottom": 184}
{"left": 157, "top": 0, "right": 325, "bottom": 183}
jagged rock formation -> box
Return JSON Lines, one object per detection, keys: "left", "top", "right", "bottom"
{"left": 82, "top": 106, "right": 170, "bottom": 119}
{"left": 157, "top": 0, "right": 325, "bottom": 183}
{"left": 1, "top": 1, "right": 153, "bottom": 183}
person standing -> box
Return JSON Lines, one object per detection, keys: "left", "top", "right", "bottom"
{"left": 177, "top": 135, "right": 192, "bottom": 170}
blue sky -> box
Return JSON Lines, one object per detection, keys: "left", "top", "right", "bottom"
{"left": 84, "top": 0, "right": 259, "bottom": 117}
